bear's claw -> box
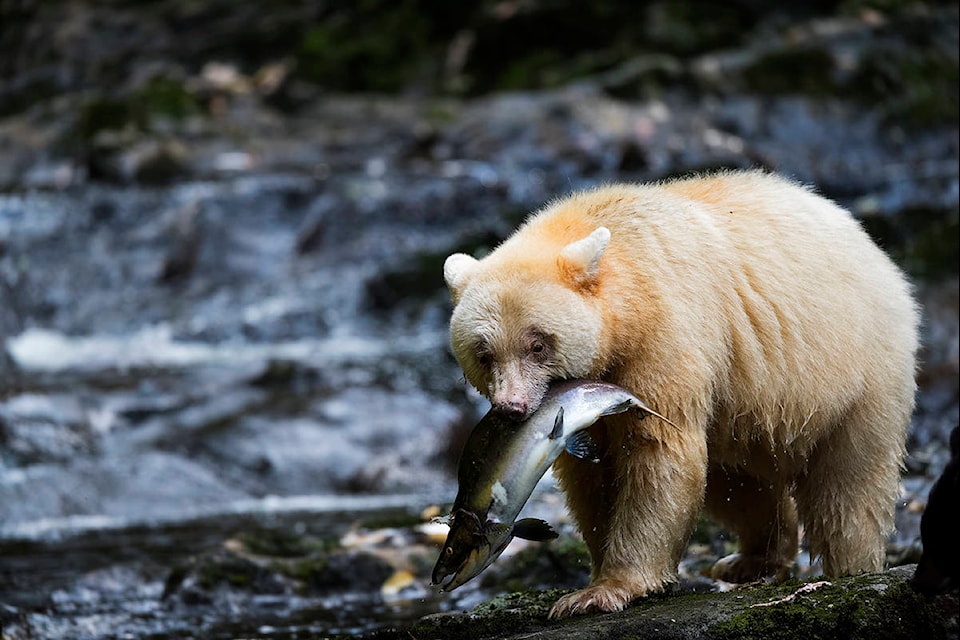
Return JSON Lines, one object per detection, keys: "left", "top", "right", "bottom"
{"left": 548, "top": 580, "right": 635, "bottom": 619}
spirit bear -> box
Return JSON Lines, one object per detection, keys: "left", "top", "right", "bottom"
{"left": 442, "top": 170, "right": 919, "bottom": 618}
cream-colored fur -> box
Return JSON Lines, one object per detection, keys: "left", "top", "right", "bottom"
{"left": 443, "top": 170, "right": 919, "bottom": 618}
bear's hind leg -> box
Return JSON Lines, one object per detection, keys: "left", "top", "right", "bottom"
{"left": 793, "top": 401, "right": 906, "bottom": 576}
{"left": 704, "top": 469, "right": 798, "bottom": 583}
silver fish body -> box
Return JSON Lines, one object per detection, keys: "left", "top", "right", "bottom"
{"left": 432, "top": 379, "right": 672, "bottom": 591}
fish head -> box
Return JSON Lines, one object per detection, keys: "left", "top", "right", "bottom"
{"left": 431, "top": 509, "right": 513, "bottom": 591}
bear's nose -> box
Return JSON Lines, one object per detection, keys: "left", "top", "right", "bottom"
{"left": 494, "top": 400, "right": 529, "bottom": 422}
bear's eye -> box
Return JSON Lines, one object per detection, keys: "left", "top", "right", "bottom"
{"left": 524, "top": 330, "right": 554, "bottom": 361}
{"left": 475, "top": 343, "right": 493, "bottom": 366}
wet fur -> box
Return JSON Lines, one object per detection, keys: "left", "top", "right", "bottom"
{"left": 444, "top": 170, "right": 919, "bottom": 618}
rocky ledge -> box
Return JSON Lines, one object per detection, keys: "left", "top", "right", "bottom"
{"left": 364, "top": 566, "right": 958, "bottom": 640}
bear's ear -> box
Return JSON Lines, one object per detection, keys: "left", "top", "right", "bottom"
{"left": 444, "top": 253, "right": 480, "bottom": 304}
{"left": 558, "top": 227, "right": 610, "bottom": 288}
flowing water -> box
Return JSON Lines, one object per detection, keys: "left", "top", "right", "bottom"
{"left": 2, "top": 80, "right": 957, "bottom": 638}
{"left": 0, "top": 497, "right": 445, "bottom": 638}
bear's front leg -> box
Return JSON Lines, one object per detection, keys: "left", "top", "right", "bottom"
{"left": 550, "top": 415, "right": 707, "bottom": 619}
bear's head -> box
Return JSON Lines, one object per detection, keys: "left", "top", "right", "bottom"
{"left": 444, "top": 226, "right": 609, "bottom": 421}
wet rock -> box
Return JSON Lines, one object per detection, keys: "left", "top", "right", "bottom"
{"left": 1, "top": 259, "right": 24, "bottom": 393}
{"left": 157, "top": 201, "right": 203, "bottom": 283}
{"left": 0, "top": 347, "right": 18, "bottom": 395}
{"left": 163, "top": 549, "right": 291, "bottom": 602}
{"left": 246, "top": 358, "right": 326, "bottom": 390}
{"left": 294, "top": 193, "right": 336, "bottom": 254}
{"left": 298, "top": 551, "right": 396, "bottom": 594}
{"left": 0, "top": 3, "right": 956, "bottom": 638}
{"left": 161, "top": 530, "right": 401, "bottom": 612}
{"left": 0, "top": 393, "right": 98, "bottom": 465}
{"left": 364, "top": 252, "right": 448, "bottom": 315}
{"left": 88, "top": 135, "right": 189, "bottom": 185}
{"left": 478, "top": 536, "right": 592, "bottom": 594}
{"left": 365, "top": 567, "right": 959, "bottom": 640}
{"left": 0, "top": 451, "right": 252, "bottom": 525}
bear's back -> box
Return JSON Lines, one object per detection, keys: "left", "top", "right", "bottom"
{"left": 506, "top": 171, "right": 918, "bottom": 453}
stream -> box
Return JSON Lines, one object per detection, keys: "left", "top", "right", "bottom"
{"left": 1, "top": 4, "right": 958, "bottom": 638}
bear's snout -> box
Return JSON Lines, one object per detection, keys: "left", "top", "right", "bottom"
{"left": 492, "top": 399, "right": 530, "bottom": 422}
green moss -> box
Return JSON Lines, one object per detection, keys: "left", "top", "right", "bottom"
{"left": 472, "top": 589, "right": 562, "bottom": 616}
{"left": 851, "top": 47, "right": 959, "bottom": 127}
{"left": 424, "top": 101, "right": 459, "bottom": 125}
{"left": 709, "top": 574, "right": 953, "bottom": 640}
{"left": 481, "top": 535, "right": 591, "bottom": 593}
{"left": 402, "top": 589, "right": 568, "bottom": 640}
{"left": 194, "top": 552, "right": 266, "bottom": 591}
{"left": 278, "top": 555, "right": 329, "bottom": 583}
{"left": 553, "top": 536, "right": 591, "bottom": 562}
{"left": 295, "top": 0, "right": 437, "bottom": 92}
{"left": 133, "top": 75, "right": 200, "bottom": 122}
{"left": 234, "top": 527, "right": 313, "bottom": 558}
{"left": 361, "top": 569, "right": 956, "bottom": 640}
{"left": 72, "top": 75, "right": 200, "bottom": 142}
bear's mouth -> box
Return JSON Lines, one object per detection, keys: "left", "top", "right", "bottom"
{"left": 490, "top": 376, "right": 552, "bottom": 422}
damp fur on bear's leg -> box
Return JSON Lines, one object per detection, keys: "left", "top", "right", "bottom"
{"left": 442, "top": 170, "right": 920, "bottom": 616}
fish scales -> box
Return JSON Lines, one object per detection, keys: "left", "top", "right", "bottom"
{"left": 432, "top": 379, "right": 674, "bottom": 591}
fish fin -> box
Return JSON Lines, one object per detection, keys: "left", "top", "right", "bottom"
{"left": 565, "top": 430, "right": 600, "bottom": 463}
{"left": 632, "top": 399, "right": 679, "bottom": 429}
{"left": 599, "top": 398, "right": 638, "bottom": 417}
{"left": 512, "top": 518, "right": 559, "bottom": 542}
{"left": 548, "top": 406, "right": 564, "bottom": 440}
{"left": 486, "top": 521, "right": 514, "bottom": 538}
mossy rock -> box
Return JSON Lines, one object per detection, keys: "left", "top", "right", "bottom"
{"left": 233, "top": 527, "right": 317, "bottom": 558}
{"left": 189, "top": 550, "right": 288, "bottom": 594}
{"left": 358, "top": 566, "right": 959, "bottom": 640}
{"left": 710, "top": 573, "right": 953, "bottom": 640}
{"left": 71, "top": 76, "right": 201, "bottom": 142}
{"left": 284, "top": 551, "right": 395, "bottom": 594}
{"left": 479, "top": 536, "right": 592, "bottom": 594}
{"left": 294, "top": 0, "right": 448, "bottom": 92}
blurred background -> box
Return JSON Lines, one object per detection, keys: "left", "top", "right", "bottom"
{"left": 0, "top": 1, "right": 957, "bottom": 638}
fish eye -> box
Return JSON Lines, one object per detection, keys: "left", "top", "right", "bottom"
{"left": 444, "top": 546, "right": 453, "bottom": 556}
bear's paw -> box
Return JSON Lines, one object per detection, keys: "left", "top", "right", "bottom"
{"left": 548, "top": 578, "right": 639, "bottom": 619}
{"left": 707, "top": 552, "right": 791, "bottom": 584}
